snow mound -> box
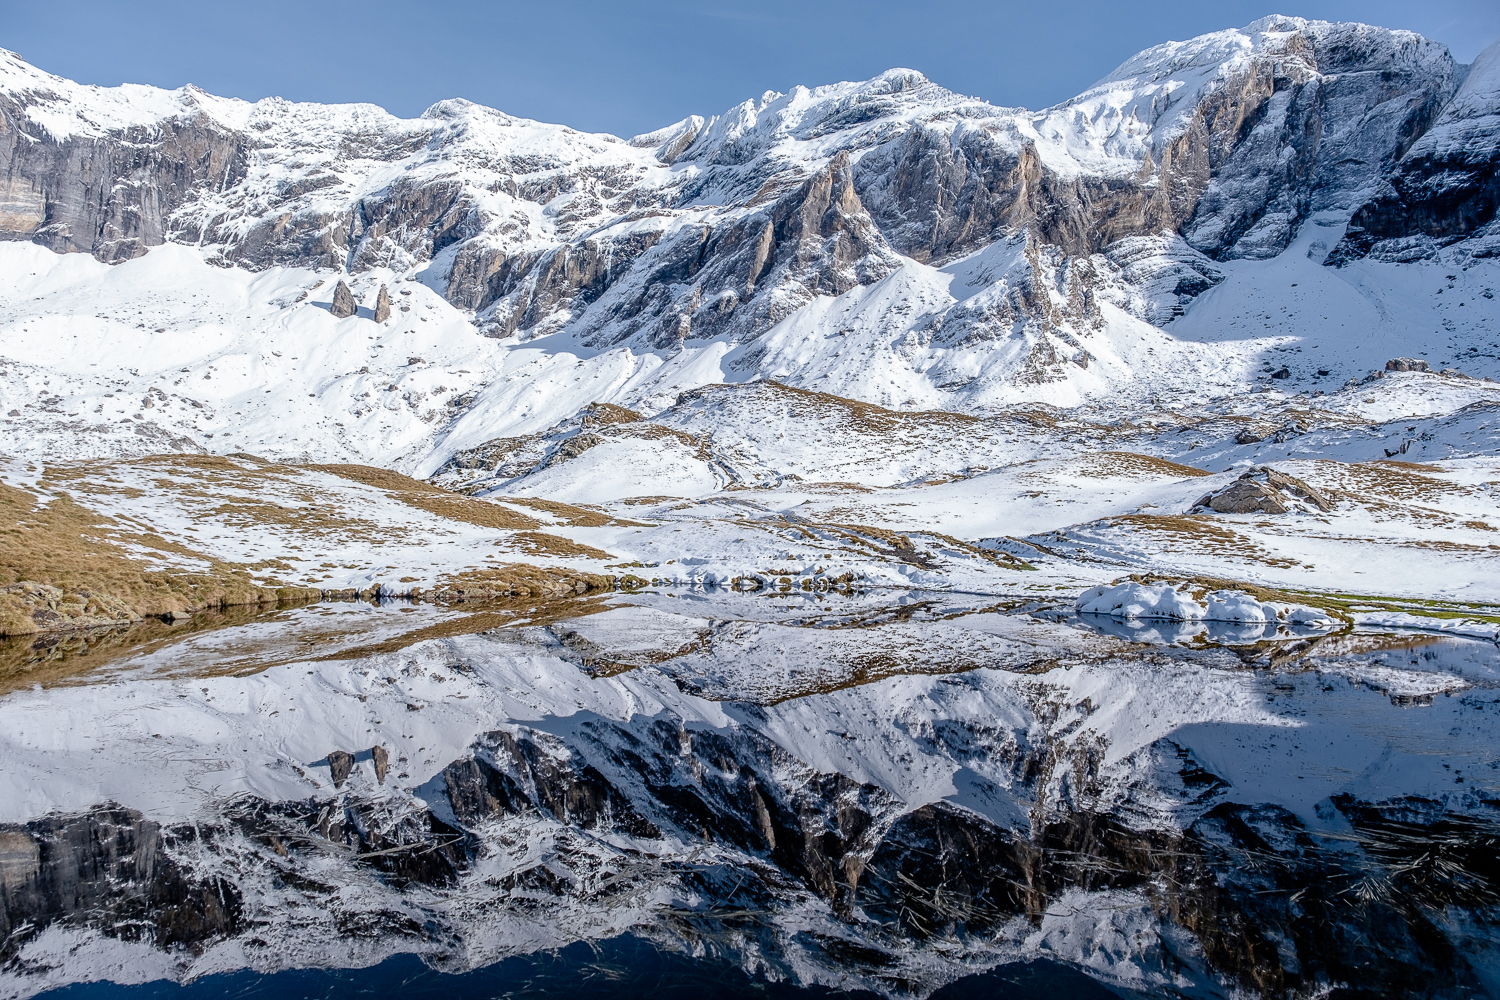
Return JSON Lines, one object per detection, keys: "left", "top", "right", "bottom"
{"left": 1077, "top": 582, "right": 1337, "bottom": 625}
{"left": 1352, "top": 612, "right": 1500, "bottom": 641}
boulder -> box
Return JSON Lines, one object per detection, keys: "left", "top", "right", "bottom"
{"left": 372, "top": 745, "right": 389, "bottom": 784}
{"left": 546, "top": 432, "right": 603, "bottom": 466}
{"left": 374, "top": 284, "right": 391, "bottom": 323}
{"left": 1269, "top": 422, "right": 1305, "bottom": 444}
{"left": 1385, "top": 357, "right": 1431, "bottom": 372}
{"left": 1194, "top": 466, "right": 1334, "bottom": 515}
{"left": 330, "top": 280, "right": 357, "bottom": 318}
{"left": 327, "top": 750, "right": 354, "bottom": 787}
{"left": 1261, "top": 467, "right": 1333, "bottom": 510}
{"left": 1204, "top": 479, "right": 1290, "bottom": 514}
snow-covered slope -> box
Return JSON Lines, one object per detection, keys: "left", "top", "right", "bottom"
{"left": 2, "top": 15, "right": 1496, "bottom": 477}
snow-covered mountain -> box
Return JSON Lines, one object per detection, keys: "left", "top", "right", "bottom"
{"left": 2, "top": 16, "right": 1498, "bottom": 479}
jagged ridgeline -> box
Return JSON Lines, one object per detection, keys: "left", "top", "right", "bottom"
{"left": 0, "top": 16, "right": 1494, "bottom": 356}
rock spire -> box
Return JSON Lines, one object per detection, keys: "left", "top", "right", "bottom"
{"left": 330, "top": 280, "right": 356, "bottom": 318}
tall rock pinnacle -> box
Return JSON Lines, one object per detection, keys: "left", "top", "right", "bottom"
{"left": 330, "top": 280, "right": 356, "bottom": 318}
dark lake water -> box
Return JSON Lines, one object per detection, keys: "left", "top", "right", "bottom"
{"left": 35, "top": 938, "right": 1117, "bottom": 1000}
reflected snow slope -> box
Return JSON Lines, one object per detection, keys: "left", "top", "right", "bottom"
{"left": 1, "top": 591, "right": 1497, "bottom": 999}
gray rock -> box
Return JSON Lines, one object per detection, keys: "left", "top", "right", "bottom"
{"left": 546, "top": 432, "right": 602, "bottom": 466}
{"left": 1105, "top": 235, "right": 1225, "bottom": 324}
{"left": 854, "top": 19, "right": 1459, "bottom": 266}
{"left": 327, "top": 749, "right": 355, "bottom": 787}
{"left": 0, "top": 807, "right": 242, "bottom": 954}
{"left": 1261, "top": 467, "right": 1334, "bottom": 511}
{"left": 374, "top": 284, "right": 391, "bottom": 323}
{"left": 330, "top": 280, "right": 357, "bottom": 318}
{"left": 1197, "top": 465, "right": 1333, "bottom": 515}
{"left": 0, "top": 99, "right": 246, "bottom": 262}
{"left": 1331, "top": 39, "right": 1500, "bottom": 263}
{"left": 371, "top": 745, "right": 389, "bottom": 784}
{"left": 1207, "top": 480, "right": 1290, "bottom": 514}
{"left": 1385, "top": 357, "right": 1432, "bottom": 372}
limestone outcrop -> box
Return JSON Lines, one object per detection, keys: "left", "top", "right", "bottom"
{"left": 1331, "top": 39, "right": 1500, "bottom": 263}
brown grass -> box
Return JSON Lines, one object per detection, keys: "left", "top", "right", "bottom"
{"left": 0, "top": 482, "right": 318, "bottom": 637}
{"left": 312, "top": 463, "right": 541, "bottom": 530}
{"left": 498, "top": 496, "right": 648, "bottom": 527}
{"left": 430, "top": 564, "right": 617, "bottom": 601}
{"left": 688, "top": 381, "right": 980, "bottom": 436}
{"left": 502, "top": 532, "right": 616, "bottom": 561}
{"left": 1108, "top": 513, "right": 1302, "bottom": 568}
{"left": 1072, "top": 451, "right": 1212, "bottom": 480}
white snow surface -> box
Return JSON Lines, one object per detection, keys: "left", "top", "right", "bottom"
{"left": 1402, "top": 36, "right": 1500, "bottom": 160}
{"left": 1077, "top": 582, "right": 1337, "bottom": 624}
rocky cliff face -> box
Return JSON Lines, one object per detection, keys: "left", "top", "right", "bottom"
{"left": 1333, "top": 38, "right": 1500, "bottom": 262}
{"left": 0, "top": 808, "right": 242, "bottom": 959}
{"left": 0, "top": 16, "right": 1485, "bottom": 356}
{"left": 0, "top": 96, "right": 244, "bottom": 263}
{"left": 850, "top": 18, "right": 1460, "bottom": 266}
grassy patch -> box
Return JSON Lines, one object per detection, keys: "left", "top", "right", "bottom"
{"left": 1073, "top": 451, "right": 1212, "bottom": 480}
{"left": 502, "top": 531, "right": 616, "bottom": 561}
{"left": 498, "top": 496, "right": 648, "bottom": 528}
{"left": 0, "top": 482, "right": 316, "bottom": 637}
{"left": 313, "top": 463, "right": 541, "bottom": 530}
{"left": 431, "top": 564, "right": 617, "bottom": 601}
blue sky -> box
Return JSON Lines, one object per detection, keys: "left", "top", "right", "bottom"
{"left": 4, "top": 1, "right": 1498, "bottom": 137}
